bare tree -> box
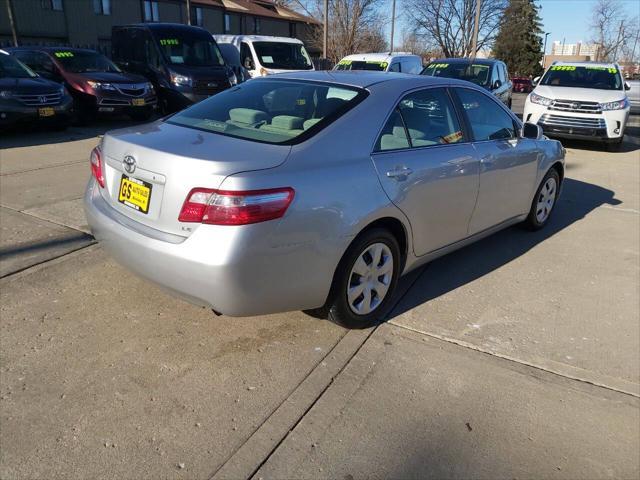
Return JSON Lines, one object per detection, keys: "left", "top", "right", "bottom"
{"left": 590, "top": 0, "right": 639, "bottom": 62}
{"left": 403, "top": 0, "right": 506, "bottom": 58}
{"left": 305, "top": 0, "right": 387, "bottom": 61}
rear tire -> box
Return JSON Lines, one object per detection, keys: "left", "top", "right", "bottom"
{"left": 321, "top": 228, "right": 401, "bottom": 329}
{"left": 523, "top": 168, "right": 560, "bottom": 231}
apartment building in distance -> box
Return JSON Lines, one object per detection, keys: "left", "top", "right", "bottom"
{"left": 0, "top": 0, "right": 321, "bottom": 54}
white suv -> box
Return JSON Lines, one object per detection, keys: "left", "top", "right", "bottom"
{"left": 523, "top": 62, "right": 631, "bottom": 150}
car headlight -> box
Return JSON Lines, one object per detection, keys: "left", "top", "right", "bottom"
{"left": 170, "top": 72, "right": 192, "bottom": 87}
{"left": 87, "top": 81, "right": 116, "bottom": 90}
{"left": 0, "top": 90, "right": 12, "bottom": 99}
{"left": 146, "top": 82, "right": 155, "bottom": 93}
{"left": 600, "top": 98, "right": 629, "bottom": 111}
{"left": 529, "top": 93, "right": 553, "bottom": 106}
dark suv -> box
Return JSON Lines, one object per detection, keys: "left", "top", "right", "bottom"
{"left": 0, "top": 50, "right": 73, "bottom": 130}
{"left": 422, "top": 58, "right": 513, "bottom": 108}
{"left": 8, "top": 47, "right": 157, "bottom": 121}
{"left": 112, "top": 23, "right": 236, "bottom": 113}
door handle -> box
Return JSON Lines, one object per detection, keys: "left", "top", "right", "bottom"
{"left": 386, "top": 166, "right": 413, "bottom": 179}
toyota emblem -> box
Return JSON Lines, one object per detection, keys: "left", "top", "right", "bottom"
{"left": 571, "top": 102, "right": 580, "bottom": 110}
{"left": 123, "top": 155, "right": 136, "bottom": 174}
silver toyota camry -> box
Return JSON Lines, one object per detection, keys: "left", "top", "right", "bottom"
{"left": 84, "top": 71, "right": 565, "bottom": 328}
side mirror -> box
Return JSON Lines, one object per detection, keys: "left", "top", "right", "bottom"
{"left": 624, "top": 82, "right": 631, "bottom": 91}
{"left": 522, "top": 122, "right": 542, "bottom": 140}
{"left": 493, "top": 79, "right": 502, "bottom": 89}
{"left": 243, "top": 57, "right": 255, "bottom": 70}
{"left": 532, "top": 76, "right": 540, "bottom": 87}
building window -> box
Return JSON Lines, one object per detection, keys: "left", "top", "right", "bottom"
{"left": 191, "top": 6, "right": 203, "bottom": 26}
{"left": 253, "top": 17, "right": 260, "bottom": 34}
{"left": 93, "top": 0, "right": 111, "bottom": 15}
{"left": 42, "top": 0, "right": 64, "bottom": 10}
{"left": 224, "top": 13, "right": 231, "bottom": 33}
{"left": 143, "top": 0, "right": 159, "bottom": 22}
{"left": 289, "top": 22, "right": 296, "bottom": 38}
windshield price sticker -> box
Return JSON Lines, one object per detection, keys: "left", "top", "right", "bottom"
{"left": 366, "top": 61, "right": 388, "bottom": 68}
{"left": 54, "top": 52, "right": 74, "bottom": 58}
{"left": 431, "top": 63, "right": 449, "bottom": 68}
{"left": 550, "top": 65, "right": 576, "bottom": 71}
{"left": 585, "top": 66, "right": 618, "bottom": 73}
{"left": 159, "top": 39, "right": 180, "bottom": 46}
{"left": 337, "top": 60, "right": 352, "bottom": 66}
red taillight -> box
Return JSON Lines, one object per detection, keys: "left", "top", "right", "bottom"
{"left": 178, "top": 187, "right": 295, "bottom": 225}
{"left": 90, "top": 145, "right": 105, "bottom": 188}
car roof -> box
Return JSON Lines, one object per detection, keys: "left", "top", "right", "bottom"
{"left": 429, "top": 57, "right": 499, "bottom": 65}
{"left": 551, "top": 60, "right": 619, "bottom": 68}
{"left": 339, "top": 52, "right": 419, "bottom": 62}
{"left": 258, "top": 70, "right": 480, "bottom": 89}
{"left": 6, "top": 46, "right": 99, "bottom": 54}
{"left": 214, "top": 34, "right": 303, "bottom": 44}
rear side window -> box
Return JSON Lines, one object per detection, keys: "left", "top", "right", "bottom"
{"left": 455, "top": 88, "right": 516, "bottom": 141}
{"left": 388, "top": 62, "right": 400, "bottom": 72}
{"left": 376, "top": 88, "right": 463, "bottom": 151}
{"left": 168, "top": 79, "right": 365, "bottom": 144}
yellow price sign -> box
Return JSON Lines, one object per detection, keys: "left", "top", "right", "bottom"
{"left": 54, "top": 52, "right": 74, "bottom": 58}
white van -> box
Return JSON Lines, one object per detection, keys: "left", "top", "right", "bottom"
{"left": 213, "top": 35, "right": 314, "bottom": 79}
{"left": 333, "top": 52, "right": 423, "bottom": 74}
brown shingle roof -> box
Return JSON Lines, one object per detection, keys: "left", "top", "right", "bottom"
{"left": 192, "top": 0, "right": 319, "bottom": 24}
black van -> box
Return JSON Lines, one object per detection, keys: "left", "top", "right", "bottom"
{"left": 112, "top": 23, "right": 237, "bottom": 113}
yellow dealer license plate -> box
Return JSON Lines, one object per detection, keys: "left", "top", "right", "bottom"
{"left": 38, "top": 107, "right": 55, "bottom": 117}
{"left": 118, "top": 175, "right": 152, "bottom": 214}
{"left": 132, "top": 98, "right": 146, "bottom": 106}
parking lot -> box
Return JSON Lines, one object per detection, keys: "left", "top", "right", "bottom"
{"left": 1, "top": 94, "right": 639, "bottom": 478}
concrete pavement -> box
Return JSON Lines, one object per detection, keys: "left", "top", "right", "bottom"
{"left": 1, "top": 100, "right": 639, "bottom": 479}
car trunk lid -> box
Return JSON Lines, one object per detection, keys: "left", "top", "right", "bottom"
{"left": 98, "top": 120, "right": 291, "bottom": 237}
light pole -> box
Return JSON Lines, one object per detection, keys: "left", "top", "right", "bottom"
{"left": 542, "top": 32, "right": 550, "bottom": 69}
{"left": 323, "top": 0, "right": 328, "bottom": 59}
{"left": 390, "top": 0, "right": 396, "bottom": 53}
{"left": 470, "top": 0, "right": 481, "bottom": 59}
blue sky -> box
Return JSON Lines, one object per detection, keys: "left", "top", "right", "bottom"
{"left": 392, "top": 0, "right": 640, "bottom": 53}
{"left": 538, "top": 0, "right": 640, "bottom": 53}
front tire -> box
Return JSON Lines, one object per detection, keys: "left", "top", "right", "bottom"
{"left": 324, "top": 228, "right": 401, "bottom": 329}
{"left": 523, "top": 168, "right": 560, "bottom": 230}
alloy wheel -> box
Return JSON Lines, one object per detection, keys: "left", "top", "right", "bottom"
{"left": 536, "top": 177, "right": 557, "bottom": 223}
{"left": 347, "top": 242, "right": 394, "bottom": 315}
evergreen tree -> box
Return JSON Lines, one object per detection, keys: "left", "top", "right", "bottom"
{"left": 493, "top": 0, "right": 543, "bottom": 77}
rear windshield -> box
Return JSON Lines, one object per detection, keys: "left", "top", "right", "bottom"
{"left": 168, "top": 79, "right": 365, "bottom": 144}
{"left": 540, "top": 65, "right": 622, "bottom": 90}
{"left": 334, "top": 60, "right": 388, "bottom": 71}
{"left": 0, "top": 54, "right": 37, "bottom": 78}
{"left": 153, "top": 32, "right": 224, "bottom": 67}
{"left": 253, "top": 42, "right": 313, "bottom": 70}
{"left": 422, "top": 62, "right": 491, "bottom": 87}
{"left": 52, "top": 50, "right": 121, "bottom": 73}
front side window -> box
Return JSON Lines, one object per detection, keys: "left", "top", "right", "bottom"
{"left": 456, "top": 88, "right": 516, "bottom": 141}
{"left": 52, "top": 50, "right": 121, "bottom": 73}
{"left": 253, "top": 42, "right": 313, "bottom": 70}
{"left": 168, "top": 79, "right": 363, "bottom": 144}
{"left": 93, "top": 0, "right": 111, "bottom": 15}
{"left": 422, "top": 62, "right": 491, "bottom": 87}
{"left": 0, "top": 54, "right": 37, "bottom": 79}
{"left": 376, "top": 87, "right": 463, "bottom": 151}
{"left": 143, "top": 0, "right": 159, "bottom": 22}
{"left": 540, "top": 65, "right": 622, "bottom": 90}
{"left": 154, "top": 32, "right": 224, "bottom": 67}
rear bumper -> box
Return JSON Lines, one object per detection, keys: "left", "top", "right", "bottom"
{"left": 84, "top": 179, "right": 330, "bottom": 316}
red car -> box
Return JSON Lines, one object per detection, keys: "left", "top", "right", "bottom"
{"left": 512, "top": 77, "right": 533, "bottom": 93}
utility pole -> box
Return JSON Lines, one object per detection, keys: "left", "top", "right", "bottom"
{"left": 542, "top": 32, "right": 550, "bottom": 69}
{"left": 612, "top": 21, "right": 624, "bottom": 62}
{"left": 470, "top": 0, "right": 481, "bottom": 59}
{"left": 390, "top": 0, "right": 396, "bottom": 53}
{"left": 323, "top": 0, "right": 328, "bottom": 59}
{"left": 6, "top": 0, "right": 18, "bottom": 47}
{"left": 186, "top": 0, "right": 192, "bottom": 25}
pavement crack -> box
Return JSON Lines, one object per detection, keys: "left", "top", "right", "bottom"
{"left": 388, "top": 321, "right": 640, "bottom": 399}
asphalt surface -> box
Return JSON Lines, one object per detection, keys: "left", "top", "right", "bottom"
{"left": 1, "top": 95, "right": 639, "bottom": 479}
